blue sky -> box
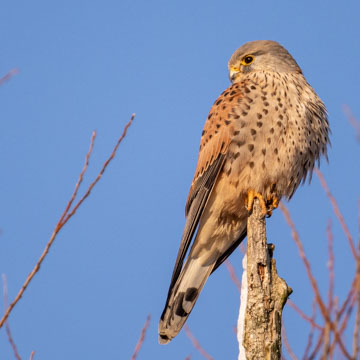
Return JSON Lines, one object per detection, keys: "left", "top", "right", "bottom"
{"left": 1, "top": 0, "right": 360, "bottom": 359}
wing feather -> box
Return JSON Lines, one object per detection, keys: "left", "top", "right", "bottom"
{"left": 164, "top": 85, "right": 244, "bottom": 301}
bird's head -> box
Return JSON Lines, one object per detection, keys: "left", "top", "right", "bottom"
{"left": 228, "top": 40, "right": 302, "bottom": 83}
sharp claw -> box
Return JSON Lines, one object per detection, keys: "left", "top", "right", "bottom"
{"left": 245, "top": 189, "right": 279, "bottom": 217}
{"left": 246, "top": 189, "right": 268, "bottom": 216}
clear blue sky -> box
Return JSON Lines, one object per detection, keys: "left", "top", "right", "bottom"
{"left": 1, "top": 1, "right": 359, "bottom": 359}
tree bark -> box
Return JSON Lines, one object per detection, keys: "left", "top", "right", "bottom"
{"left": 238, "top": 199, "right": 292, "bottom": 360}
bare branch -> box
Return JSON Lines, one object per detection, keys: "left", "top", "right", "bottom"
{"left": 184, "top": 325, "right": 214, "bottom": 360}
{"left": 0, "top": 115, "right": 135, "bottom": 329}
{"left": 308, "top": 328, "right": 325, "bottom": 360}
{"left": 29, "top": 351, "right": 35, "bottom": 360}
{"left": 225, "top": 259, "right": 242, "bottom": 292}
{"left": 131, "top": 314, "right": 151, "bottom": 360}
{"left": 353, "top": 280, "right": 360, "bottom": 359}
{"left": 280, "top": 203, "right": 352, "bottom": 359}
{"left": 0, "top": 69, "right": 19, "bottom": 86}
{"left": 327, "top": 219, "right": 335, "bottom": 315}
{"left": 282, "top": 323, "right": 298, "bottom": 360}
{"left": 2, "top": 275, "right": 21, "bottom": 360}
{"left": 61, "top": 114, "right": 135, "bottom": 226}
{"left": 315, "top": 168, "right": 358, "bottom": 261}
{"left": 242, "top": 199, "right": 292, "bottom": 359}
{"left": 279, "top": 203, "right": 328, "bottom": 320}
{"left": 343, "top": 104, "right": 360, "bottom": 142}
{"left": 302, "top": 299, "right": 318, "bottom": 360}
{"left": 354, "top": 198, "right": 360, "bottom": 358}
{"left": 287, "top": 300, "right": 322, "bottom": 331}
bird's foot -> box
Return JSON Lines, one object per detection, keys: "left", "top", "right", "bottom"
{"left": 245, "top": 190, "right": 268, "bottom": 216}
{"left": 245, "top": 190, "right": 279, "bottom": 218}
{"left": 265, "top": 194, "right": 279, "bottom": 217}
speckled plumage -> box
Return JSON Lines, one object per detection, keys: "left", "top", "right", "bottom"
{"left": 159, "top": 40, "right": 330, "bottom": 344}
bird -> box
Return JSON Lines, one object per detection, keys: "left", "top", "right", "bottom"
{"left": 158, "top": 40, "right": 330, "bottom": 344}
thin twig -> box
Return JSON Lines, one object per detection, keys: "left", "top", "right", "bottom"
{"left": 353, "top": 198, "right": 360, "bottom": 358}
{"left": 0, "top": 68, "right": 19, "bottom": 86}
{"left": 353, "top": 276, "right": 360, "bottom": 358}
{"left": 29, "top": 351, "right": 35, "bottom": 360}
{"left": 343, "top": 104, "right": 360, "bottom": 142}
{"left": 224, "top": 259, "right": 242, "bottom": 292}
{"left": 280, "top": 203, "right": 352, "bottom": 359}
{"left": 308, "top": 328, "right": 325, "bottom": 360}
{"left": 61, "top": 114, "right": 135, "bottom": 226}
{"left": 328, "top": 292, "right": 357, "bottom": 356}
{"left": 287, "top": 300, "right": 322, "bottom": 331}
{"left": 282, "top": 323, "right": 297, "bottom": 360}
{"left": 184, "top": 325, "right": 214, "bottom": 360}
{"left": 315, "top": 168, "right": 358, "bottom": 261}
{"left": 337, "top": 277, "right": 356, "bottom": 321}
{"left": 0, "top": 115, "right": 135, "bottom": 329}
{"left": 280, "top": 203, "right": 328, "bottom": 322}
{"left": 2, "top": 275, "right": 21, "bottom": 360}
{"left": 302, "top": 299, "right": 317, "bottom": 360}
{"left": 184, "top": 355, "right": 192, "bottom": 360}
{"left": 322, "top": 219, "right": 335, "bottom": 359}
{"left": 57, "top": 131, "right": 96, "bottom": 226}
{"left": 131, "top": 314, "right": 151, "bottom": 360}
{"left": 327, "top": 219, "right": 335, "bottom": 315}
{"left": 339, "top": 291, "right": 357, "bottom": 335}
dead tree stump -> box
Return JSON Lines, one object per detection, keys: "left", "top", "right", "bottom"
{"left": 238, "top": 199, "right": 293, "bottom": 360}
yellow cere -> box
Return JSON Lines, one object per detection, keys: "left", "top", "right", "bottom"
{"left": 230, "top": 66, "right": 240, "bottom": 73}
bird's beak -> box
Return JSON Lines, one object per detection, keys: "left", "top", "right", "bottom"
{"left": 229, "top": 66, "right": 241, "bottom": 82}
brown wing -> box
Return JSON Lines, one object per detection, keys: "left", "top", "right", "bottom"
{"left": 165, "top": 84, "right": 245, "bottom": 298}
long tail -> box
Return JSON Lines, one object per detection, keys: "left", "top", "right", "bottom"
{"left": 158, "top": 257, "right": 215, "bottom": 344}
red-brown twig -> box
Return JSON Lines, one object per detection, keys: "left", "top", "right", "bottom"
{"left": 353, "top": 198, "right": 360, "bottom": 358}
{"left": 327, "top": 219, "right": 335, "bottom": 316}
{"left": 184, "top": 355, "right": 192, "bottom": 360}
{"left": 280, "top": 203, "right": 352, "bottom": 359}
{"left": 287, "top": 300, "right": 322, "bottom": 331}
{"left": 343, "top": 104, "right": 360, "bottom": 142}
{"left": 131, "top": 314, "right": 151, "bottom": 360}
{"left": 358, "top": 198, "right": 360, "bottom": 251}
{"left": 308, "top": 328, "right": 325, "bottom": 360}
{"left": 60, "top": 114, "right": 135, "bottom": 227}
{"left": 337, "top": 278, "right": 356, "bottom": 321}
{"left": 2, "top": 275, "right": 21, "bottom": 360}
{"left": 280, "top": 203, "right": 328, "bottom": 323}
{"left": 184, "top": 325, "right": 213, "bottom": 360}
{"left": 224, "top": 259, "right": 242, "bottom": 292}
{"left": 302, "top": 299, "right": 317, "bottom": 360}
{"left": 315, "top": 168, "right": 358, "bottom": 261}
{"left": 0, "top": 68, "right": 19, "bottom": 86}
{"left": 353, "top": 281, "right": 360, "bottom": 359}
{"left": 282, "top": 323, "right": 297, "bottom": 360}
{"left": 29, "top": 351, "right": 35, "bottom": 360}
{"left": 339, "top": 291, "right": 357, "bottom": 335}
{"left": 0, "top": 115, "right": 135, "bottom": 329}
{"left": 327, "top": 291, "right": 357, "bottom": 356}
{"left": 239, "top": 243, "right": 246, "bottom": 255}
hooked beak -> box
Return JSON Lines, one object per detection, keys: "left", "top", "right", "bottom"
{"left": 229, "top": 66, "right": 241, "bottom": 82}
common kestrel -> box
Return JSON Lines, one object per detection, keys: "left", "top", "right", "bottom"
{"left": 159, "top": 40, "right": 330, "bottom": 344}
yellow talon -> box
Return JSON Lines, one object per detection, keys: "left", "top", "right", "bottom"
{"left": 246, "top": 189, "right": 268, "bottom": 216}
{"left": 266, "top": 194, "right": 279, "bottom": 218}
{"left": 245, "top": 190, "right": 279, "bottom": 218}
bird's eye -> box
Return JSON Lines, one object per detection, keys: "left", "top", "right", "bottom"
{"left": 241, "top": 55, "right": 254, "bottom": 66}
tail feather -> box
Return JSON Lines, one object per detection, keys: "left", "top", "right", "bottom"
{"left": 158, "top": 258, "right": 215, "bottom": 344}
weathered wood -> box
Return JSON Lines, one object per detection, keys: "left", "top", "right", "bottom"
{"left": 239, "top": 199, "right": 292, "bottom": 360}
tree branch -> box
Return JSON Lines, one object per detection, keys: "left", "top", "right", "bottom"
{"left": 0, "top": 115, "right": 135, "bottom": 329}
{"left": 239, "top": 199, "right": 292, "bottom": 359}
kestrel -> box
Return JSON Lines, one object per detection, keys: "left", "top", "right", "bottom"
{"left": 159, "top": 40, "right": 330, "bottom": 344}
